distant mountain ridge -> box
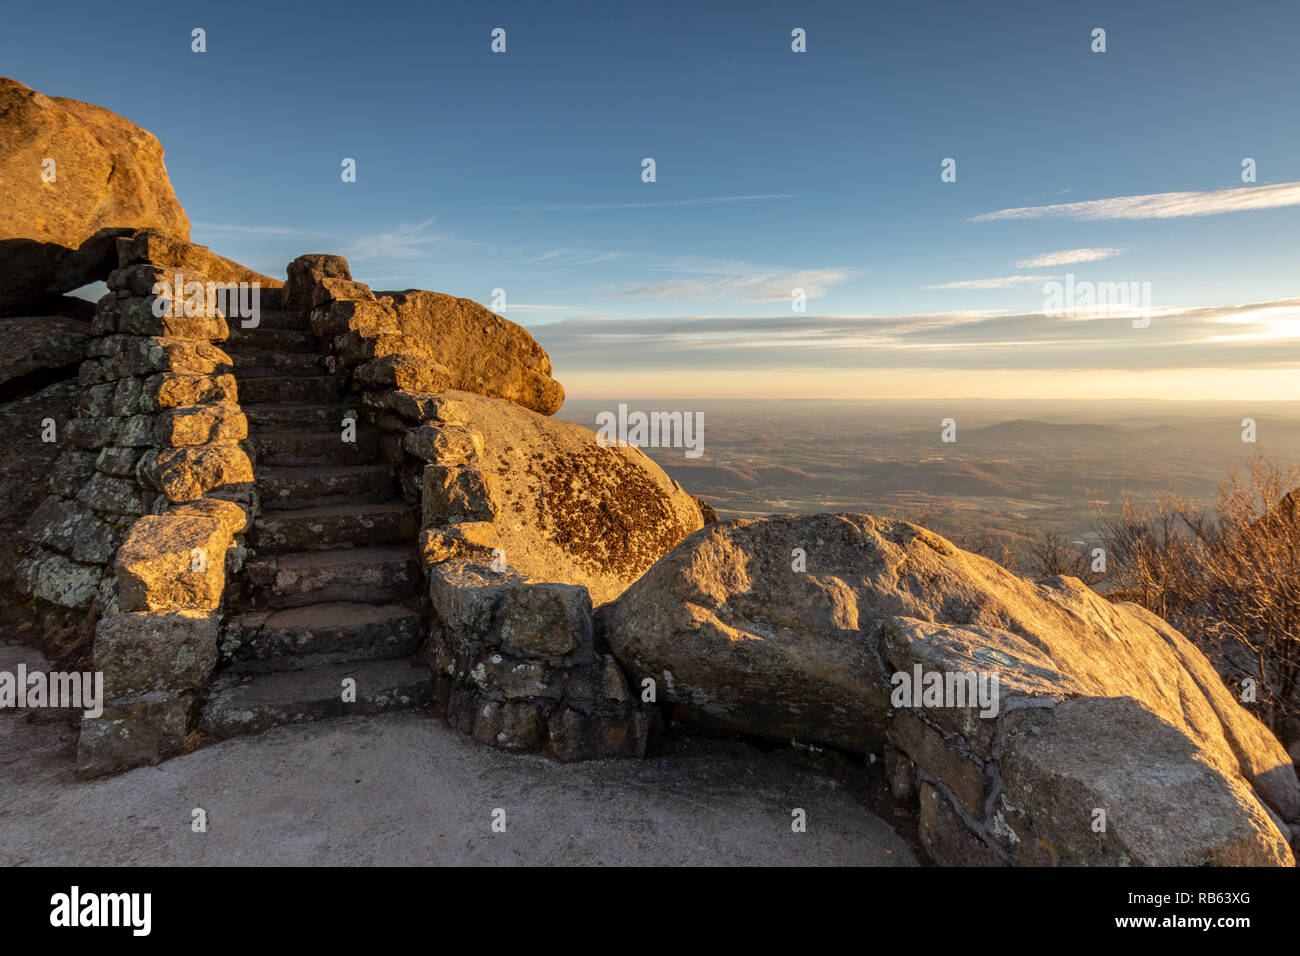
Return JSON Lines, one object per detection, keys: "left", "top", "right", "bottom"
{"left": 962, "top": 419, "right": 1122, "bottom": 443}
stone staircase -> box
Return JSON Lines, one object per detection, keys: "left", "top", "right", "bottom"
{"left": 198, "top": 290, "right": 432, "bottom": 739}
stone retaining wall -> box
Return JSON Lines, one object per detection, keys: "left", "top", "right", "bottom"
{"left": 16, "top": 229, "right": 273, "bottom": 775}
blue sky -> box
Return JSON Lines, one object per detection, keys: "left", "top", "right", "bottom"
{"left": 5, "top": 0, "right": 1299, "bottom": 399}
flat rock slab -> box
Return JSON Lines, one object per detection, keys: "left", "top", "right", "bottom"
{"left": 199, "top": 657, "right": 432, "bottom": 739}
{"left": 221, "top": 600, "right": 422, "bottom": 666}
{"left": 252, "top": 502, "right": 416, "bottom": 551}
{"left": 0, "top": 642, "right": 917, "bottom": 866}
{"left": 255, "top": 464, "right": 397, "bottom": 508}
{"left": 242, "top": 547, "right": 419, "bottom": 607}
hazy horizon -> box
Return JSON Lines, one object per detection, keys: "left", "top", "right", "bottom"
{"left": 554, "top": 396, "right": 1300, "bottom": 406}
{"left": 556, "top": 397, "right": 1300, "bottom": 558}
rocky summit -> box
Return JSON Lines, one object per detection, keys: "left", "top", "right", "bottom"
{"left": 0, "top": 77, "right": 191, "bottom": 314}
{"left": 3, "top": 77, "right": 1297, "bottom": 869}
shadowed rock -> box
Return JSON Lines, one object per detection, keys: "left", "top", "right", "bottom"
{"left": 0, "top": 314, "right": 88, "bottom": 396}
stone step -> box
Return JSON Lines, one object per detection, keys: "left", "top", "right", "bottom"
{"left": 231, "top": 351, "right": 329, "bottom": 376}
{"left": 220, "top": 600, "right": 423, "bottom": 668}
{"left": 243, "top": 307, "right": 308, "bottom": 331}
{"left": 237, "top": 357, "right": 332, "bottom": 379}
{"left": 256, "top": 464, "right": 398, "bottom": 509}
{"left": 242, "top": 546, "right": 420, "bottom": 607}
{"left": 238, "top": 375, "right": 346, "bottom": 405}
{"left": 258, "top": 287, "right": 284, "bottom": 311}
{"left": 252, "top": 501, "right": 418, "bottom": 551}
{"left": 244, "top": 402, "right": 351, "bottom": 431}
{"left": 227, "top": 335, "right": 323, "bottom": 361}
{"left": 223, "top": 329, "right": 319, "bottom": 352}
{"left": 198, "top": 657, "right": 433, "bottom": 741}
{"left": 248, "top": 429, "right": 379, "bottom": 466}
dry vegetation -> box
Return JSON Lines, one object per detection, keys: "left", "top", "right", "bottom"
{"left": 1020, "top": 454, "right": 1300, "bottom": 739}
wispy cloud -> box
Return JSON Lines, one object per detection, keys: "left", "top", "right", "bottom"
{"left": 524, "top": 248, "right": 624, "bottom": 265}
{"left": 970, "top": 181, "right": 1300, "bottom": 222}
{"left": 532, "top": 297, "right": 1300, "bottom": 374}
{"left": 605, "top": 268, "right": 853, "bottom": 302}
{"left": 344, "top": 218, "right": 488, "bottom": 261}
{"left": 924, "top": 275, "right": 1055, "bottom": 290}
{"left": 1015, "top": 247, "right": 1126, "bottom": 268}
{"left": 499, "top": 303, "right": 586, "bottom": 313}
{"left": 192, "top": 222, "right": 331, "bottom": 238}
{"left": 638, "top": 254, "right": 772, "bottom": 276}
{"left": 501, "top": 194, "right": 797, "bottom": 212}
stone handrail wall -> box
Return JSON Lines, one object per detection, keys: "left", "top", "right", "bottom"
{"left": 285, "top": 254, "right": 563, "bottom": 414}
{"left": 17, "top": 228, "right": 272, "bottom": 775}
{"left": 291, "top": 256, "right": 653, "bottom": 760}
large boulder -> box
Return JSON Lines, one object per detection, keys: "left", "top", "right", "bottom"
{"left": 407, "top": 390, "right": 692, "bottom": 760}
{"left": 413, "top": 390, "right": 707, "bottom": 606}
{"left": 598, "top": 512, "right": 1299, "bottom": 865}
{"left": 0, "top": 77, "right": 191, "bottom": 314}
{"left": 296, "top": 256, "right": 564, "bottom": 416}
{"left": 379, "top": 291, "right": 564, "bottom": 415}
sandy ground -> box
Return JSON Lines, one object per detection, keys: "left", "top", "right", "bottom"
{"left": 0, "top": 640, "right": 918, "bottom": 866}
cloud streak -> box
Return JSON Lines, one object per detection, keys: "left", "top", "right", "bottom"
{"left": 970, "top": 181, "right": 1300, "bottom": 222}
{"left": 524, "top": 248, "right": 624, "bottom": 265}
{"left": 501, "top": 194, "right": 798, "bottom": 212}
{"left": 344, "top": 218, "right": 489, "bottom": 261}
{"left": 192, "top": 223, "right": 332, "bottom": 238}
{"left": 924, "top": 275, "right": 1055, "bottom": 291}
{"left": 1015, "top": 247, "right": 1126, "bottom": 268}
{"left": 605, "top": 268, "right": 854, "bottom": 302}
{"left": 532, "top": 297, "right": 1300, "bottom": 374}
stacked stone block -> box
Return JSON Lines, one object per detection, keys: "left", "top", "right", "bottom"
{"left": 16, "top": 229, "right": 268, "bottom": 775}
{"left": 426, "top": 560, "right": 651, "bottom": 759}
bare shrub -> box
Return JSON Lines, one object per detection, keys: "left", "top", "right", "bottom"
{"left": 957, "top": 531, "right": 1025, "bottom": 571}
{"left": 1097, "top": 454, "right": 1300, "bottom": 735}
{"left": 1026, "top": 527, "right": 1104, "bottom": 583}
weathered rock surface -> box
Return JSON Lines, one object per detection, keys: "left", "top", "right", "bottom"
{"left": 424, "top": 558, "right": 653, "bottom": 760}
{"left": 0, "top": 78, "right": 192, "bottom": 314}
{"left": 93, "top": 609, "right": 220, "bottom": 703}
{"left": 291, "top": 256, "right": 564, "bottom": 415}
{"left": 408, "top": 391, "right": 709, "bottom": 760}
{"left": 378, "top": 291, "right": 564, "bottom": 415}
{"left": 114, "top": 498, "right": 247, "bottom": 613}
{"left": 998, "top": 696, "right": 1293, "bottom": 866}
{"left": 114, "top": 230, "right": 280, "bottom": 292}
{"left": 77, "top": 697, "right": 192, "bottom": 778}
{"left": 416, "top": 390, "right": 707, "bottom": 606}
{"left": 0, "top": 315, "right": 89, "bottom": 391}
{"left": 0, "top": 381, "right": 77, "bottom": 630}
{"left": 598, "top": 512, "right": 1299, "bottom": 866}
{"left": 600, "top": 513, "right": 896, "bottom": 750}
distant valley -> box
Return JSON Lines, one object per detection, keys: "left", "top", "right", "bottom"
{"left": 557, "top": 399, "right": 1300, "bottom": 561}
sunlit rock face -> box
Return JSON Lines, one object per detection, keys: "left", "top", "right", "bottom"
{"left": 599, "top": 511, "right": 1299, "bottom": 866}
